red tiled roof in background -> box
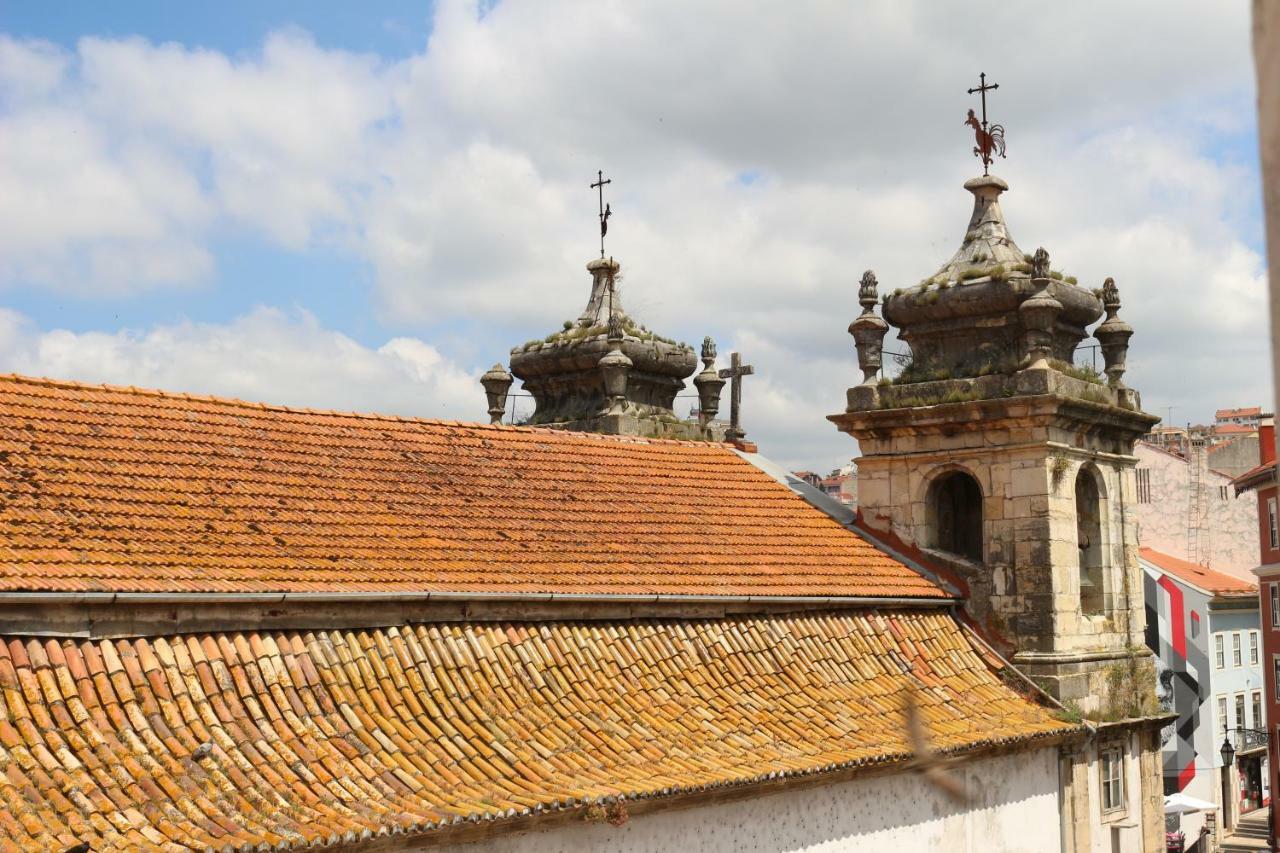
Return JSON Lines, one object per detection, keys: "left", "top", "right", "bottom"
{"left": 1139, "top": 547, "right": 1257, "bottom": 597}
{"left": 0, "top": 610, "right": 1072, "bottom": 851}
{"left": 1216, "top": 407, "right": 1262, "bottom": 420}
{"left": 1213, "top": 423, "right": 1256, "bottom": 436}
{"left": 0, "top": 374, "right": 942, "bottom": 598}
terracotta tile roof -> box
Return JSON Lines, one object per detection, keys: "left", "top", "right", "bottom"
{"left": 1213, "top": 423, "right": 1256, "bottom": 436}
{"left": 1139, "top": 547, "right": 1257, "bottom": 597}
{"left": 1216, "top": 407, "right": 1262, "bottom": 419}
{"left": 0, "top": 610, "right": 1071, "bottom": 851}
{"left": 0, "top": 374, "right": 942, "bottom": 598}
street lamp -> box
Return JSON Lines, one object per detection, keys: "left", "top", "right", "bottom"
{"left": 1221, "top": 736, "right": 1236, "bottom": 767}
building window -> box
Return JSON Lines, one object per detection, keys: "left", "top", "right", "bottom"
{"left": 1219, "top": 696, "right": 1229, "bottom": 736}
{"left": 1216, "top": 634, "right": 1225, "bottom": 669}
{"left": 930, "top": 471, "right": 984, "bottom": 563}
{"left": 1251, "top": 631, "right": 1260, "bottom": 666}
{"left": 1274, "top": 656, "right": 1280, "bottom": 697}
{"left": 1076, "top": 468, "right": 1105, "bottom": 616}
{"left": 1136, "top": 468, "right": 1151, "bottom": 504}
{"left": 1236, "top": 694, "right": 1246, "bottom": 731}
{"left": 1270, "top": 497, "right": 1279, "bottom": 549}
{"left": 1253, "top": 691, "right": 1263, "bottom": 728}
{"left": 1234, "top": 633, "right": 1243, "bottom": 668}
{"left": 1272, "top": 584, "right": 1280, "bottom": 628}
{"left": 1220, "top": 485, "right": 1230, "bottom": 501}
{"left": 1100, "top": 747, "right": 1125, "bottom": 813}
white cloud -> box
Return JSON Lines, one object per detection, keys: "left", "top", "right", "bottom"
{"left": 0, "top": 0, "right": 1268, "bottom": 468}
{"left": 0, "top": 307, "right": 481, "bottom": 420}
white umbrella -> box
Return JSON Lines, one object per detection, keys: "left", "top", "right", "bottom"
{"left": 1165, "top": 792, "right": 1220, "bottom": 814}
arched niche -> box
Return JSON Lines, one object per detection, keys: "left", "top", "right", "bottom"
{"left": 928, "top": 469, "right": 984, "bottom": 563}
{"left": 1076, "top": 465, "right": 1107, "bottom": 616}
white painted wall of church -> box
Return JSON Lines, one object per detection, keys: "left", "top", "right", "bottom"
{"left": 435, "top": 749, "right": 1060, "bottom": 853}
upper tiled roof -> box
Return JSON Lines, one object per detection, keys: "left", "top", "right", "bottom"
{"left": 0, "top": 610, "right": 1071, "bottom": 851}
{"left": 0, "top": 374, "right": 942, "bottom": 598}
{"left": 1139, "top": 547, "right": 1257, "bottom": 597}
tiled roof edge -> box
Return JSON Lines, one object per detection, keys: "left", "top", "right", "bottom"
{"left": 0, "top": 590, "right": 959, "bottom": 606}
{"left": 0, "top": 372, "right": 739, "bottom": 451}
{"left": 262, "top": 723, "right": 1078, "bottom": 853}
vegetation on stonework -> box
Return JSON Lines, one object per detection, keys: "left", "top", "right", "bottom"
{"left": 1097, "top": 656, "right": 1160, "bottom": 721}
{"left": 519, "top": 322, "right": 689, "bottom": 352}
{"left": 1050, "top": 453, "right": 1072, "bottom": 491}
{"left": 1053, "top": 702, "right": 1085, "bottom": 725}
{"left": 1048, "top": 359, "right": 1103, "bottom": 385}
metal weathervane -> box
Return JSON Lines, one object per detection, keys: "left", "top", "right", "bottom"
{"left": 591, "top": 170, "right": 612, "bottom": 258}
{"left": 965, "top": 72, "right": 1006, "bottom": 175}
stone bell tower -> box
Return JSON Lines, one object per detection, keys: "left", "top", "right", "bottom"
{"left": 829, "top": 172, "right": 1159, "bottom": 713}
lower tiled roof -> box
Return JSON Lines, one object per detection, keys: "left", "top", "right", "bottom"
{"left": 0, "top": 610, "right": 1070, "bottom": 851}
{"left": 0, "top": 374, "right": 942, "bottom": 598}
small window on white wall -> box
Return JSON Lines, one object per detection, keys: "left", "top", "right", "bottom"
{"left": 1234, "top": 633, "right": 1243, "bottom": 667}
{"left": 1216, "top": 634, "right": 1225, "bottom": 669}
{"left": 1251, "top": 632, "right": 1260, "bottom": 666}
{"left": 1219, "top": 696, "right": 1229, "bottom": 736}
{"left": 1253, "top": 692, "right": 1263, "bottom": 728}
{"left": 1100, "top": 747, "right": 1125, "bottom": 813}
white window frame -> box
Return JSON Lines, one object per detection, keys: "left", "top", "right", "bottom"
{"left": 1270, "top": 497, "right": 1279, "bottom": 549}
{"left": 1253, "top": 691, "right": 1263, "bottom": 729}
{"left": 1219, "top": 696, "right": 1229, "bottom": 737}
{"left": 1252, "top": 631, "right": 1261, "bottom": 666}
{"left": 1236, "top": 693, "right": 1247, "bottom": 731}
{"left": 1100, "top": 746, "right": 1125, "bottom": 813}
{"left": 1216, "top": 634, "right": 1226, "bottom": 669}
{"left": 1272, "top": 584, "right": 1280, "bottom": 628}
{"left": 1234, "top": 632, "right": 1243, "bottom": 668}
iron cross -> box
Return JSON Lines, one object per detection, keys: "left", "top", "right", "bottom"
{"left": 718, "top": 351, "right": 754, "bottom": 441}
{"left": 591, "top": 170, "right": 612, "bottom": 258}
{"left": 967, "top": 72, "right": 998, "bottom": 131}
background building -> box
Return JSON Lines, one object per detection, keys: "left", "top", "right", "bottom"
{"left": 1142, "top": 548, "right": 1265, "bottom": 839}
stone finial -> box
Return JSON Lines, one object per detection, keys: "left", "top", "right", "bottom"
{"left": 1094, "top": 277, "right": 1133, "bottom": 387}
{"left": 607, "top": 308, "right": 624, "bottom": 343}
{"left": 1031, "top": 247, "right": 1050, "bottom": 280}
{"left": 480, "top": 363, "right": 514, "bottom": 424}
{"left": 858, "top": 270, "right": 879, "bottom": 312}
{"left": 849, "top": 270, "right": 889, "bottom": 386}
{"left": 598, "top": 341, "right": 633, "bottom": 415}
{"left": 701, "top": 335, "right": 717, "bottom": 367}
{"left": 1019, "top": 276, "right": 1062, "bottom": 369}
{"left": 692, "top": 336, "right": 726, "bottom": 426}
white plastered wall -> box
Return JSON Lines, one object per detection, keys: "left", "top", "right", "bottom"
{"left": 435, "top": 748, "right": 1060, "bottom": 853}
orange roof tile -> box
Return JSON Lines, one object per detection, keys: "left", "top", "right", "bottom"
{"left": 1216, "top": 407, "right": 1262, "bottom": 419}
{"left": 1139, "top": 547, "right": 1257, "bottom": 597}
{"left": 0, "top": 374, "right": 941, "bottom": 598}
{"left": 0, "top": 610, "right": 1071, "bottom": 850}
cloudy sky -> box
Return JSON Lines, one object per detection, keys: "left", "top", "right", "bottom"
{"left": 0, "top": 1, "right": 1268, "bottom": 470}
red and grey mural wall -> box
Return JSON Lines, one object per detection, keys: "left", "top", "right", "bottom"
{"left": 1144, "top": 568, "right": 1212, "bottom": 795}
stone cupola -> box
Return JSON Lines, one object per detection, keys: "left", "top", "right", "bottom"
{"left": 488, "top": 256, "right": 728, "bottom": 441}
{"left": 829, "top": 172, "right": 1159, "bottom": 714}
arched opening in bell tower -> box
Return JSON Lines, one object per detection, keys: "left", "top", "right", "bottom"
{"left": 1076, "top": 467, "right": 1106, "bottom": 616}
{"left": 929, "top": 470, "right": 984, "bottom": 562}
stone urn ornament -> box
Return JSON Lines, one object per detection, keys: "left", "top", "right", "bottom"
{"left": 1020, "top": 247, "right": 1061, "bottom": 369}
{"left": 692, "top": 336, "right": 726, "bottom": 425}
{"left": 480, "top": 363, "right": 513, "bottom": 424}
{"left": 849, "top": 270, "right": 889, "bottom": 385}
{"left": 1094, "top": 277, "right": 1133, "bottom": 387}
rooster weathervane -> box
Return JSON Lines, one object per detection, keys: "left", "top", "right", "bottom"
{"left": 965, "top": 72, "right": 1006, "bottom": 175}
